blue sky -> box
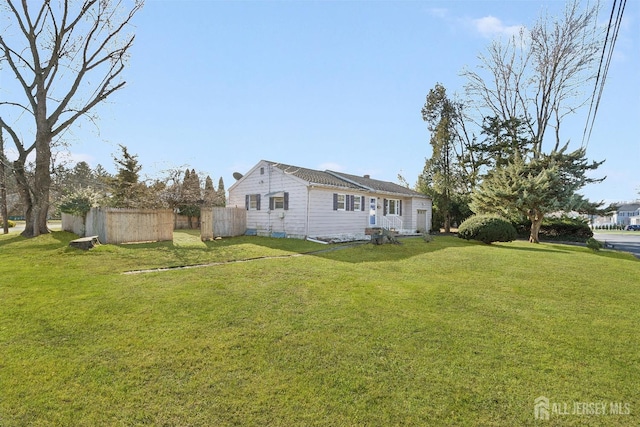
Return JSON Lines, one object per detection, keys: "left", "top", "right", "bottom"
{"left": 19, "top": 0, "right": 640, "bottom": 204}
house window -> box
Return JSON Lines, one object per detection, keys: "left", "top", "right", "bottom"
{"left": 269, "top": 193, "right": 288, "bottom": 210}
{"left": 273, "top": 197, "right": 284, "bottom": 209}
{"left": 334, "top": 194, "right": 364, "bottom": 211}
{"left": 246, "top": 194, "right": 261, "bottom": 210}
{"left": 353, "top": 196, "right": 361, "bottom": 211}
{"left": 386, "top": 199, "right": 401, "bottom": 216}
{"left": 333, "top": 193, "right": 346, "bottom": 211}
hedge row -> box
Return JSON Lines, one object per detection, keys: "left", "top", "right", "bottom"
{"left": 513, "top": 217, "right": 593, "bottom": 241}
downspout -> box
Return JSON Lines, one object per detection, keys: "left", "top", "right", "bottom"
{"left": 305, "top": 185, "right": 311, "bottom": 238}
{"left": 267, "top": 163, "right": 272, "bottom": 235}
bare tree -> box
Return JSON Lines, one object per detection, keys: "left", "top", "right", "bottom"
{"left": 0, "top": 0, "right": 143, "bottom": 237}
{"left": 463, "top": 0, "right": 603, "bottom": 156}
{"left": 0, "top": 127, "right": 9, "bottom": 234}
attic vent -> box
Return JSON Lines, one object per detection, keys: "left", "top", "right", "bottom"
{"left": 363, "top": 174, "right": 370, "bottom": 179}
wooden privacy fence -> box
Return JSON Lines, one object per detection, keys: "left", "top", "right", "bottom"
{"left": 62, "top": 208, "right": 174, "bottom": 244}
{"left": 201, "top": 207, "right": 246, "bottom": 240}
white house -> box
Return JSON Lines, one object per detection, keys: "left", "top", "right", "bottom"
{"left": 613, "top": 203, "right": 640, "bottom": 226}
{"left": 228, "top": 160, "right": 432, "bottom": 240}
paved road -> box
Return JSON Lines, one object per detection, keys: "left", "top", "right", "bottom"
{"left": 6, "top": 221, "right": 62, "bottom": 233}
{"left": 593, "top": 232, "right": 640, "bottom": 258}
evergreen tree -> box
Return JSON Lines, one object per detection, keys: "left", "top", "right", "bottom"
{"left": 179, "top": 168, "right": 202, "bottom": 228}
{"left": 204, "top": 176, "right": 216, "bottom": 205}
{"left": 108, "top": 145, "right": 145, "bottom": 208}
{"left": 93, "top": 164, "right": 113, "bottom": 195}
{"left": 188, "top": 169, "right": 202, "bottom": 206}
{"left": 215, "top": 177, "right": 226, "bottom": 207}
{"left": 479, "top": 117, "right": 534, "bottom": 168}
{"left": 471, "top": 144, "right": 604, "bottom": 243}
{"left": 420, "top": 83, "right": 465, "bottom": 232}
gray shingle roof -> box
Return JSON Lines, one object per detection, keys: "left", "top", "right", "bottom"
{"left": 328, "top": 171, "right": 427, "bottom": 197}
{"left": 616, "top": 203, "right": 640, "bottom": 212}
{"left": 270, "top": 162, "right": 362, "bottom": 189}
{"left": 267, "top": 161, "right": 428, "bottom": 198}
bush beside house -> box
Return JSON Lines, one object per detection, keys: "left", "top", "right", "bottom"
{"left": 458, "top": 215, "right": 517, "bottom": 244}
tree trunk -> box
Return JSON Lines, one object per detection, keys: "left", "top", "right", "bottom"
{"left": 22, "top": 89, "right": 53, "bottom": 238}
{"left": 31, "top": 146, "right": 51, "bottom": 237}
{"left": 442, "top": 190, "right": 452, "bottom": 233}
{"left": 21, "top": 130, "right": 52, "bottom": 237}
{"left": 528, "top": 209, "right": 543, "bottom": 243}
{"left": 0, "top": 128, "right": 8, "bottom": 234}
{"left": 0, "top": 174, "right": 7, "bottom": 235}
{"left": 13, "top": 159, "right": 34, "bottom": 236}
{"left": 443, "top": 212, "right": 451, "bottom": 233}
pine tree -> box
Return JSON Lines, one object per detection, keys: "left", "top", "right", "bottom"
{"left": 179, "top": 169, "right": 202, "bottom": 228}
{"left": 189, "top": 169, "right": 201, "bottom": 203}
{"left": 215, "top": 177, "right": 226, "bottom": 207}
{"left": 471, "top": 145, "right": 604, "bottom": 243}
{"left": 109, "top": 145, "right": 145, "bottom": 208}
{"left": 204, "top": 176, "right": 216, "bottom": 205}
{"left": 420, "top": 84, "right": 464, "bottom": 232}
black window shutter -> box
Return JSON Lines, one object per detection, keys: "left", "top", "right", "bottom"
{"left": 269, "top": 197, "right": 274, "bottom": 210}
{"left": 399, "top": 200, "right": 403, "bottom": 216}
{"left": 256, "top": 194, "right": 261, "bottom": 210}
{"left": 361, "top": 196, "right": 365, "bottom": 211}
{"left": 284, "top": 192, "right": 289, "bottom": 210}
{"left": 350, "top": 195, "right": 355, "bottom": 211}
{"left": 383, "top": 198, "right": 387, "bottom": 216}
{"left": 245, "top": 195, "right": 249, "bottom": 210}
{"left": 333, "top": 193, "right": 338, "bottom": 211}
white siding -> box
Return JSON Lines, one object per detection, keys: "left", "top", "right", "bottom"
{"left": 307, "top": 188, "right": 369, "bottom": 240}
{"left": 405, "top": 197, "right": 432, "bottom": 233}
{"left": 228, "top": 161, "right": 309, "bottom": 238}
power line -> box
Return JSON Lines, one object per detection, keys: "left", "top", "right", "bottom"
{"left": 582, "top": 0, "right": 627, "bottom": 148}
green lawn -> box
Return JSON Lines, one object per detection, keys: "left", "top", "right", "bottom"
{"left": 1, "top": 231, "right": 638, "bottom": 426}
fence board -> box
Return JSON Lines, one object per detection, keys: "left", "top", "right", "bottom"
{"left": 201, "top": 207, "right": 246, "bottom": 240}
{"left": 63, "top": 208, "right": 173, "bottom": 244}
{"left": 61, "top": 213, "right": 85, "bottom": 236}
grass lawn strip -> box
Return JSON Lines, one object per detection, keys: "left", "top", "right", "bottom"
{"left": 1, "top": 231, "right": 638, "bottom": 426}
{"left": 125, "top": 233, "right": 365, "bottom": 274}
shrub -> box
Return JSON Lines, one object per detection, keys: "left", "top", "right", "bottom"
{"left": 513, "top": 216, "right": 593, "bottom": 242}
{"left": 0, "top": 219, "right": 16, "bottom": 228}
{"left": 586, "top": 237, "right": 603, "bottom": 251}
{"left": 58, "top": 188, "right": 102, "bottom": 217}
{"left": 458, "top": 215, "right": 517, "bottom": 244}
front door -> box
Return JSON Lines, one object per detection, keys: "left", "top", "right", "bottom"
{"left": 417, "top": 209, "right": 427, "bottom": 233}
{"left": 369, "top": 197, "right": 377, "bottom": 226}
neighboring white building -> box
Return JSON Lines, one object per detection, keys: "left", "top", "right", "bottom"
{"left": 612, "top": 203, "right": 640, "bottom": 226}
{"left": 228, "top": 160, "right": 432, "bottom": 240}
{"left": 591, "top": 203, "right": 640, "bottom": 227}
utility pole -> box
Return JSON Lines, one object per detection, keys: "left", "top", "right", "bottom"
{"left": 0, "top": 126, "right": 9, "bottom": 234}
